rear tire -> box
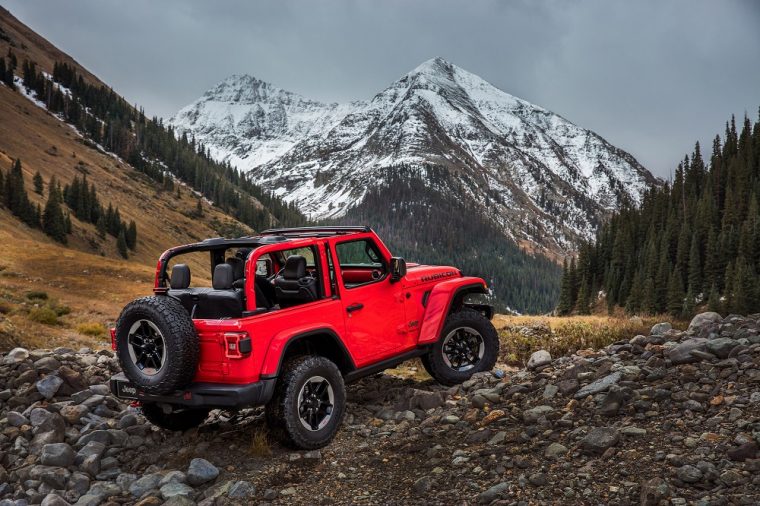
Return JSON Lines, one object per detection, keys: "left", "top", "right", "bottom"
{"left": 265, "top": 356, "right": 345, "bottom": 450}
{"left": 115, "top": 296, "right": 199, "bottom": 395}
{"left": 141, "top": 403, "right": 209, "bottom": 431}
{"left": 422, "top": 309, "right": 499, "bottom": 386}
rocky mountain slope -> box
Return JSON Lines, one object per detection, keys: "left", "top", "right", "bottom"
{"left": 171, "top": 57, "right": 658, "bottom": 254}
{"left": 1, "top": 311, "right": 758, "bottom": 505}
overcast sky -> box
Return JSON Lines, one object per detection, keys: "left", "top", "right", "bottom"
{"left": 4, "top": 0, "right": 759, "bottom": 178}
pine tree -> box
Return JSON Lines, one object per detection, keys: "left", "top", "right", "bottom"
{"left": 666, "top": 268, "right": 685, "bottom": 318}
{"left": 576, "top": 275, "right": 591, "bottom": 314}
{"left": 117, "top": 229, "right": 128, "bottom": 259}
{"left": 556, "top": 258, "right": 574, "bottom": 315}
{"left": 96, "top": 213, "right": 107, "bottom": 238}
{"left": 126, "top": 220, "right": 137, "bottom": 250}
{"left": 707, "top": 283, "right": 721, "bottom": 313}
{"left": 33, "top": 171, "right": 43, "bottom": 195}
{"left": 42, "top": 179, "right": 67, "bottom": 244}
{"left": 196, "top": 198, "right": 203, "bottom": 217}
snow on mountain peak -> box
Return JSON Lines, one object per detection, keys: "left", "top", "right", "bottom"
{"left": 168, "top": 59, "right": 658, "bottom": 254}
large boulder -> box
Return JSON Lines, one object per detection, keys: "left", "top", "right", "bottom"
{"left": 667, "top": 338, "right": 707, "bottom": 364}
{"left": 527, "top": 350, "right": 552, "bottom": 370}
{"left": 688, "top": 312, "right": 722, "bottom": 332}
{"left": 581, "top": 427, "right": 620, "bottom": 455}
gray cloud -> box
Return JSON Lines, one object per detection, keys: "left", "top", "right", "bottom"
{"left": 4, "top": 0, "right": 759, "bottom": 177}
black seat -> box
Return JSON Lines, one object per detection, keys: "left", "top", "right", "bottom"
{"left": 167, "top": 264, "right": 207, "bottom": 315}
{"left": 195, "top": 264, "right": 244, "bottom": 319}
{"left": 274, "top": 255, "right": 318, "bottom": 308}
{"left": 226, "top": 257, "right": 245, "bottom": 289}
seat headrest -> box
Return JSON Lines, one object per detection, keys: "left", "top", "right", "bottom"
{"left": 282, "top": 255, "right": 307, "bottom": 280}
{"left": 213, "top": 263, "right": 235, "bottom": 290}
{"left": 226, "top": 257, "right": 245, "bottom": 280}
{"left": 170, "top": 264, "right": 191, "bottom": 289}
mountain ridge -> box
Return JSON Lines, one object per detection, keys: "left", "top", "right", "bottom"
{"left": 170, "top": 57, "right": 658, "bottom": 255}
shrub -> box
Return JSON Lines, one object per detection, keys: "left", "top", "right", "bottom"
{"left": 76, "top": 322, "right": 106, "bottom": 336}
{"left": 26, "top": 290, "right": 49, "bottom": 301}
{"left": 249, "top": 429, "right": 271, "bottom": 457}
{"left": 28, "top": 306, "right": 58, "bottom": 325}
{"left": 53, "top": 304, "right": 71, "bottom": 316}
{"left": 0, "top": 300, "right": 13, "bottom": 314}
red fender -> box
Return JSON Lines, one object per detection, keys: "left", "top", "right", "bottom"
{"left": 260, "top": 322, "right": 348, "bottom": 377}
{"left": 417, "top": 277, "right": 488, "bottom": 345}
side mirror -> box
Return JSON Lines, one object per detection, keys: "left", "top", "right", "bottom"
{"left": 390, "top": 257, "right": 407, "bottom": 282}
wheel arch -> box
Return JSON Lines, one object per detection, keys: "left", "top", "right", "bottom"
{"left": 261, "top": 328, "right": 356, "bottom": 379}
{"left": 417, "top": 278, "right": 491, "bottom": 345}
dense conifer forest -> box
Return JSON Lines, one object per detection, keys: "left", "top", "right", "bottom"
{"left": 558, "top": 111, "right": 760, "bottom": 317}
{"left": 335, "top": 167, "right": 562, "bottom": 314}
{"left": 1, "top": 159, "right": 136, "bottom": 257}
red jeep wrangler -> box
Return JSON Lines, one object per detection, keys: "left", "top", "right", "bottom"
{"left": 109, "top": 226, "right": 499, "bottom": 449}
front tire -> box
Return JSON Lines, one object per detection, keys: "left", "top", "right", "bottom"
{"left": 265, "top": 356, "right": 346, "bottom": 450}
{"left": 141, "top": 403, "right": 210, "bottom": 431}
{"left": 422, "top": 309, "right": 499, "bottom": 386}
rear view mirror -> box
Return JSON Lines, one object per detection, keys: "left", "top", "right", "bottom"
{"left": 390, "top": 257, "right": 407, "bottom": 282}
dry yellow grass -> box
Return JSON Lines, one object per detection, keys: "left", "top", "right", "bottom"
{"left": 495, "top": 314, "right": 687, "bottom": 366}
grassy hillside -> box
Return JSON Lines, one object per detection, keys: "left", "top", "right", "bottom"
{"left": 0, "top": 8, "right": 274, "bottom": 348}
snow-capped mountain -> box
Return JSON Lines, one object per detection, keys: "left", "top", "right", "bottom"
{"left": 170, "top": 58, "right": 658, "bottom": 254}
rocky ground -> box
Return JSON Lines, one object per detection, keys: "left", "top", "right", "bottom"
{"left": 1, "top": 311, "right": 759, "bottom": 505}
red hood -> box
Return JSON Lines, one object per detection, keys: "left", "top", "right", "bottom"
{"left": 404, "top": 264, "right": 462, "bottom": 288}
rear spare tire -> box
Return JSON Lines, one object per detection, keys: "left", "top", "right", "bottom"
{"left": 115, "top": 296, "right": 199, "bottom": 394}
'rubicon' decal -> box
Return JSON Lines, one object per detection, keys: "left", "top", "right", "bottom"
{"left": 421, "top": 271, "right": 457, "bottom": 282}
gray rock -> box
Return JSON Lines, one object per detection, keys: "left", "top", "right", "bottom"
{"left": 621, "top": 426, "right": 647, "bottom": 437}
{"left": 640, "top": 477, "right": 670, "bottom": 506}
{"left": 574, "top": 371, "right": 621, "bottom": 399}
{"left": 3, "top": 347, "right": 29, "bottom": 364}
{"left": 706, "top": 337, "right": 739, "bottom": 359}
{"left": 34, "top": 356, "right": 61, "bottom": 373}
{"left": 40, "top": 443, "right": 75, "bottom": 467}
{"left": 159, "top": 471, "right": 187, "bottom": 486}
{"left": 129, "top": 473, "right": 162, "bottom": 497}
{"left": 161, "top": 482, "right": 195, "bottom": 500}
{"left": 650, "top": 322, "right": 672, "bottom": 335}
{"left": 40, "top": 494, "right": 70, "bottom": 506}
{"left": 36, "top": 375, "right": 64, "bottom": 399}
{"left": 581, "top": 427, "right": 620, "bottom": 455}
{"left": 542, "top": 384, "right": 558, "bottom": 399}
{"left": 522, "top": 405, "right": 554, "bottom": 423}
{"left": 544, "top": 442, "right": 568, "bottom": 459}
{"left": 227, "top": 480, "right": 256, "bottom": 499}
{"left": 6, "top": 411, "right": 29, "bottom": 427}
{"left": 719, "top": 469, "right": 743, "bottom": 487}
{"left": 477, "top": 482, "right": 509, "bottom": 503}
{"left": 688, "top": 312, "right": 722, "bottom": 331}
{"left": 667, "top": 338, "right": 707, "bottom": 364}
{"left": 527, "top": 350, "right": 551, "bottom": 369}
{"left": 60, "top": 405, "right": 89, "bottom": 424}
{"left": 676, "top": 464, "right": 702, "bottom": 484}
{"left": 187, "top": 458, "right": 219, "bottom": 486}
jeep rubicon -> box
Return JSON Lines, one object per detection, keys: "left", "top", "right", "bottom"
{"left": 109, "top": 226, "right": 499, "bottom": 449}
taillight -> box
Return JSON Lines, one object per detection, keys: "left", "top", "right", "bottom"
{"left": 110, "top": 328, "right": 117, "bottom": 350}
{"left": 224, "top": 332, "right": 251, "bottom": 359}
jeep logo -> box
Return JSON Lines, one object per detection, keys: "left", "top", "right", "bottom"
{"left": 121, "top": 385, "right": 137, "bottom": 395}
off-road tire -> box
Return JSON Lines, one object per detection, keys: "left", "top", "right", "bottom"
{"left": 141, "top": 403, "right": 209, "bottom": 431}
{"left": 115, "top": 296, "right": 199, "bottom": 395}
{"left": 265, "top": 355, "right": 346, "bottom": 450}
{"left": 421, "top": 308, "right": 499, "bottom": 386}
